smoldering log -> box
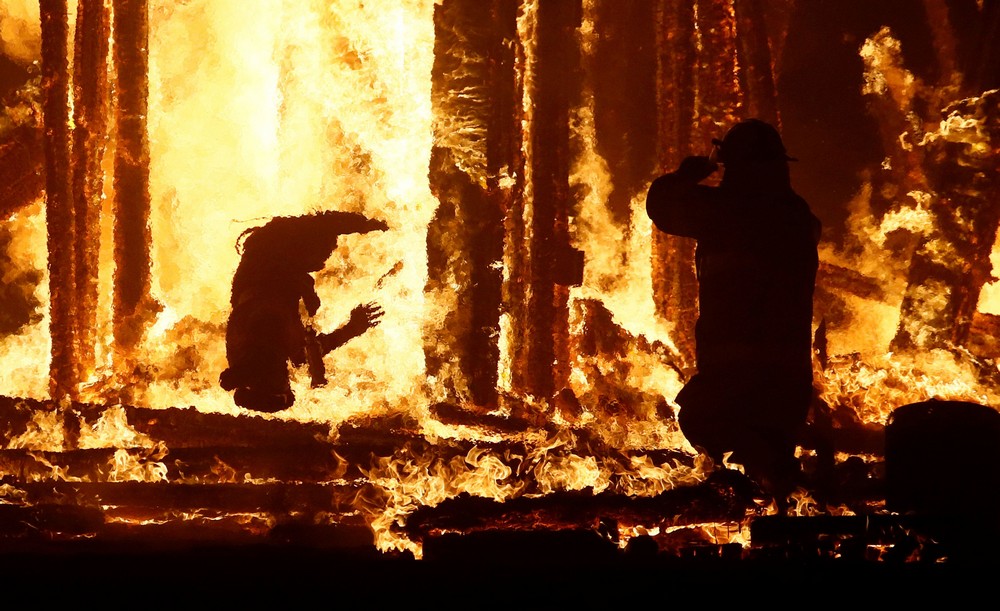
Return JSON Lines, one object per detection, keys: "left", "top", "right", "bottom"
{"left": 425, "top": 0, "right": 518, "bottom": 411}
{"left": 112, "top": 0, "right": 154, "bottom": 357}
{"left": 0, "top": 503, "right": 104, "bottom": 539}
{"left": 11, "top": 481, "right": 367, "bottom": 518}
{"left": 816, "top": 262, "right": 887, "bottom": 303}
{"left": 40, "top": 0, "right": 76, "bottom": 401}
{"left": 968, "top": 311, "right": 1000, "bottom": 363}
{"left": 0, "top": 481, "right": 373, "bottom": 545}
{"left": 401, "top": 469, "right": 758, "bottom": 544}
{"left": 812, "top": 261, "right": 889, "bottom": 333}
{"left": 0, "top": 445, "right": 349, "bottom": 485}
{"left": 428, "top": 401, "right": 535, "bottom": 434}
{"left": 119, "top": 404, "right": 338, "bottom": 449}
{"left": 71, "top": 0, "right": 111, "bottom": 378}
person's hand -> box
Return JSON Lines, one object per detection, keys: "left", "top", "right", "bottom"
{"left": 349, "top": 302, "right": 384, "bottom": 330}
{"left": 676, "top": 155, "right": 719, "bottom": 182}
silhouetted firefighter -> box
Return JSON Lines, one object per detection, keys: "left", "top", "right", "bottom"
{"left": 219, "top": 210, "right": 388, "bottom": 412}
{"left": 646, "top": 119, "right": 820, "bottom": 497}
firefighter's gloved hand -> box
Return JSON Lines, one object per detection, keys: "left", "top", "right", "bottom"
{"left": 676, "top": 155, "right": 719, "bottom": 183}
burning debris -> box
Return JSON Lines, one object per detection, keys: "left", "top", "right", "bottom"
{"left": 0, "top": 0, "right": 998, "bottom": 569}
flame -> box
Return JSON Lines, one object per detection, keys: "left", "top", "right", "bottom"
{"left": 1, "top": 1, "right": 999, "bottom": 559}
{"left": 0, "top": 203, "right": 50, "bottom": 400}
{"left": 139, "top": 0, "right": 439, "bottom": 421}
{"left": 0, "top": 0, "right": 40, "bottom": 65}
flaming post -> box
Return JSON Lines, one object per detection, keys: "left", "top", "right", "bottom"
{"left": 111, "top": 0, "right": 154, "bottom": 382}
{"left": 732, "top": 0, "right": 779, "bottom": 124}
{"left": 39, "top": 0, "right": 76, "bottom": 402}
{"left": 509, "top": 0, "right": 583, "bottom": 407}
{"left": 426, "top": 0, "right": 522, "bottom": 412}
{"left": 585, "top": 0, "right": 659, "bottom": 228}
{"left": 71, "top": 0, "right": 111, "bottom": 384}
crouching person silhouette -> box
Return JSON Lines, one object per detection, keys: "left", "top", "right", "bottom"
{"left": 219, "top": 210, "right": 388, "bottom": 412}
{"left": 645, "top": 119, "right": 821, "bottom": 499}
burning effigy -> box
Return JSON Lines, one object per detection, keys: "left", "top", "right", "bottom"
{"left": 0, "top": 0, "right": 998, "bottom": 571}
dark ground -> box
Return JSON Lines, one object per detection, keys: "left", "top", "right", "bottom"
{"left": 0, "top": 531, "right": 993, "bottom": 605}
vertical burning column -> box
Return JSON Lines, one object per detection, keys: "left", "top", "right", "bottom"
{"left": 732, "top": 0, "right": 779, "bottom": 124}
{"left": 111, "top": 0, "right": 154, "bottom": 381}
{"left": 71, "top": 0, "right": 111, "bottom": 384}
{"left": 508, "top": 0, "right": 583, "bottom": 407}
{"left": 39, "top": 0, "right": 75, "bottom": 401}
{"left": 426, "top": 0, "right": 522, "bottom": 411}
{"left": 585, "top": 0, "right": 659, "bottom": 228}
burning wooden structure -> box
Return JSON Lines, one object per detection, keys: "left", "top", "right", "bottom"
{"left": 1, "top": 0, "right": 999, "bottom": 573}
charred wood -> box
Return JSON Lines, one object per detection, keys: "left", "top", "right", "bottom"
{"left": 71, "top": 0, "right": 111, "bottom": 379}
{"left": 586, "top": 0, "right": 659, "bottom": 225}
{"left": 112, "top": 0, "right": 155, "bottom": 365}
{"left": 733, "top": 0, "right": 779, "bottom": 124}
{"left": 891, "top": 90, "right": 1000, "bottom": 352}
{"left": 816, "top": 260, "right": 887, "bottom": 303}
{"left": 40, "top": 0, "right": 76, "bottom": 401}
{"left": 121, "top": 404, "right": 335, "bottom": 449}
{"left": 401, "top": 470, "right": 756, "bottom": 544}
{"left": 0, "top": 503, "right": 104, "bottom": 539}
{"left": 509, "top": 0, "right": 582, "bottom": 403}
{"left": 425, "top": 1, "right": 518, "bottom": 412}
{"left": 9, "top": 480, "right": 367, "bottom": 519}
{"left": 428, "top": 401, "right": 535, "bottom": 434}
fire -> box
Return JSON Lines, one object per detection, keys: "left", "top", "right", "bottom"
{"left": 0, "top": 1, "right": 998, "bottom": 562}
{"left": 142, "top": 0, "right": 438, "bottom": 420}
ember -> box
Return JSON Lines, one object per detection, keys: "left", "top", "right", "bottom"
{"left": 0, "top": 0, "right": 999, "bottom": 580}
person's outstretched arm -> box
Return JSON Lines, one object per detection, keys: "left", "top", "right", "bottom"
{"left": 318, "top": 302, "right": 385, "bottom": 355}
